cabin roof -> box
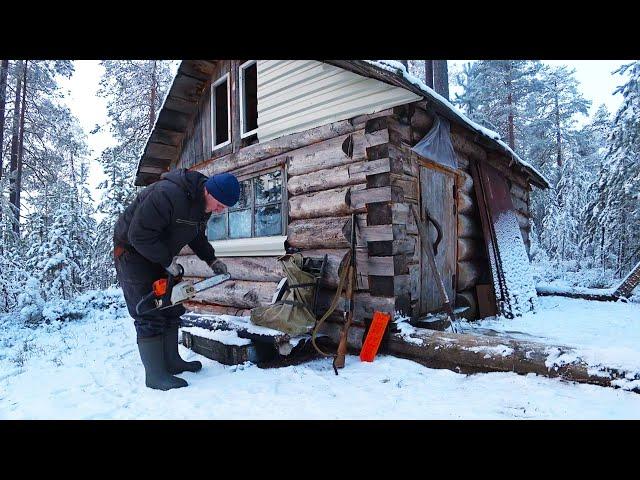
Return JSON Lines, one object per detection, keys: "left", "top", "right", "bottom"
{"left": 135, "top": 60, "right": 550, "bottom": 189}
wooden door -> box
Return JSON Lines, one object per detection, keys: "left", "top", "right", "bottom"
{"left": 419, "top": 165, "right": 457, "bottom": 314}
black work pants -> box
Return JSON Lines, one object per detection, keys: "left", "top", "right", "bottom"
{"left": 114, "top": 246, "right": 186, "bottom": 338}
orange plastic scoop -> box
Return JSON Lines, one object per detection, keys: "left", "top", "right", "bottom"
{"left": 359, "top": 311, "right": 391, "bottom": 362}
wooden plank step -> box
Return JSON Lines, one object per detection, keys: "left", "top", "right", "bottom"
{"left": 182, "top": 329, "right": 269, "bottom": 365}
{"left": 613, "top": 260, "right": 640, "bottom": 298}
{"left": 181, "top": 312, "right": 292, "bottom": 351}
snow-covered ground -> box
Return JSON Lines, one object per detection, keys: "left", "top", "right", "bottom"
{"left": 1, "top": 290, "right": 639, "bottom": 419}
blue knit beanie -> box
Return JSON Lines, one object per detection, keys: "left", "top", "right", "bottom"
{"left": 205, "top": 173, "right": 240, "bottom": 207}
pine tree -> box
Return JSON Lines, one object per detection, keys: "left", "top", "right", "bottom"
{"left": 454, "top": 60, "right": 544, "bottom": 151}
{"left": 93, "top": 60, "right": 175, "bottom": 287}
{"left": 0, "top": 59, "right": 8, "bottom": 175}
{"left": 584, "top": 61, "right": 640, "bottom": 277}
{"left": 526, "top": 65, "right": 591, "bottom": 268}
{"left": 0, "top": 60, "right": 96, "bottom": 313}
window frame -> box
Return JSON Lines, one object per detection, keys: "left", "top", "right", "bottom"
{"left": 210, "top": 73, "right": 231, "bottom": 151}
{"left": 239, "top": 60, "right": 258, "bottom": 139}
{"left": 207, "top": 166, "right": 287, "bottom": 242}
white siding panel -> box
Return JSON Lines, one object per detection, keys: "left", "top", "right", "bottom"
{"left": 257, "top": 60, "right": 421, "bottom": 142}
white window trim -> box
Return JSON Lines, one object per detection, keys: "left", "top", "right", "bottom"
{"left": 209, "top": 235, "right": 287, "bottom": 257}
{"left": 211, "top": 73, "right": 231, "bottom": 151}
{"left": 239, "top": 60, "right": 258, "bottom": 139}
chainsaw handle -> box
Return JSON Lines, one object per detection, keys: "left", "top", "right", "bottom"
{"left": 135, "top": 272, "right": 182, "bottom": 316}
{"left": 135, "top": 291, "right": 159, "bottom": 316}
{"left": 161, "top": 272, "right": 180, "bottom": 308}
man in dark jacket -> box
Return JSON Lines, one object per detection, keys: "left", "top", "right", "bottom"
{"left": 113, "top": 168, "right": 240, "bottom": 390}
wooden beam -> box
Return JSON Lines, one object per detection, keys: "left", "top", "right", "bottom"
{"left": 287, "top": 158, "right": 394, "bottom": 196}
{"left": 288, "top": 185, "right": 366, "bottom": 220}
{"left": 457, "top": 191, "right": 475, "bottom": 215}
{"left": 177, "top": 255, "right": 284, "bottom": 282}
{"left": 177, "top": 60, "right": 218, "bottom": 81}
{"left": 287, "top": 129, "right": 389, "bottom": 177}
{"left": 288, "top": 215, "right": 367, "bottom": 249}
{"left": 190, "top": 279, "right": 278, "bottom": 309}
{"left": 458, "top": 213, "right": 483, "bottom": 239}
{"left": 145, "top": 142, "right": 178, "bottom": 161}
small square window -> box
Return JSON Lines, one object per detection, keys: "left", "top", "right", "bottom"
{"left": 207, "top": 169, "right": 285, "bottom": 241}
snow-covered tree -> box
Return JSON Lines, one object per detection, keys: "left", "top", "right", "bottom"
{"left": 93, "top": 60, "right": 175, "bottom": 288}
{"left": 453, "top": 60, "right": 544, "bottom": 151}
{"left": 583, "top": 61, "right": 640, "bottom": 276}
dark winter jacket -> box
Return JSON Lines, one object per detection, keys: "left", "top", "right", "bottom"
{"left": 113, "top": 168, "right": 216, "bottom": 268}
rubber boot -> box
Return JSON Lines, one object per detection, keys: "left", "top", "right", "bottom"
{"left": 137, "top": 335, "right": 188, "bottom": 391}
{"left": 163, "top": 326, "right": 202, "bottom": 374}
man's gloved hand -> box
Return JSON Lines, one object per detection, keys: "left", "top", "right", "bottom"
{"left": 165, "top": 257, "right": 184, "bottom": 277}
{"left": 209, "top": 258, "right": 228, "bottom": 276}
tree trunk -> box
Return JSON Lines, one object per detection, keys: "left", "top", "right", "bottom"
{"left": 554, "top": 79, "right": 562, "bottom": 167}
{"left": 433, "top": 60, "right": 449, "bottom": 100}
{"left": 14, "top": 61, "right": 27, "bottom": 236}
{"left": 601, "top": 226, "right": 605, "bottom": 273}
{"left": 8, "top": 60, "right": 23, "bottom": 230}
{"left": 0, "top": 59, "right": 9, "bottom": 178}
{"left": 149, "top": 60, "right": 157, "bottom": 132}
{"left": 506, "top": 62, "right": 515, "bottom": 150}
{"left": 424, "top": 60, "right": 434, "bottom": 88}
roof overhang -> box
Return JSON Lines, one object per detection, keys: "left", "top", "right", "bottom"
{"left": 135, "top": 59, "right": 549, "bottom": 190}
{"left": 134, "top": 60, "right": 219, "bottom": 186}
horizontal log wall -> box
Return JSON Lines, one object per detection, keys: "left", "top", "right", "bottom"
{"left": 284, "top": 116, "right": 399, "bottom": 323}
{"left": 180, "top": 98, "right": 534, "bottom": 324}
{"left": 182, "top": 109, "right": 399, "bottom": 322}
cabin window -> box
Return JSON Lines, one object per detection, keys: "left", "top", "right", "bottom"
{"left": 239, "top": 60, "right": 258, "bottom": 138}
{"left": 211, "top": 74, "right": 231, "bottom": 149}
{"left": 207, "top": 169, "right": 284, "bottom": 241}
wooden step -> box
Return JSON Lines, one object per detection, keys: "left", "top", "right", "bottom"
{"left": 613, "top": 261, "right": 640, "bottom": 298}
{"left": 182, "top": 329, "right": 270, "bottom": 365}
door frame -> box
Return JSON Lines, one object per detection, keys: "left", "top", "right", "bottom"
{"left": 416, "top": 157, "right": 460, "bottom": 315}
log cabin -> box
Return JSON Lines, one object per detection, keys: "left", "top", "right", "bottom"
{"left": 134, "top": 60, "right": 549, "bottom": 330}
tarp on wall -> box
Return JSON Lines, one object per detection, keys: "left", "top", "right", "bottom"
{"left": 411, "top": 114, "right": 457, "bottom": 169}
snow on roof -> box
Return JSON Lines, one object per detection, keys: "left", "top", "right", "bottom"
{"left": 365, "top": 60, "right": 550, "bottom": 189}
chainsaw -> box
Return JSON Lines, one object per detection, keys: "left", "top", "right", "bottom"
{"left": 135, "top": 270, "right": 231, "bottom": 315}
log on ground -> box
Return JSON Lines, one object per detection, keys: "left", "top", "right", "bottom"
{"left": 380, "top": 327, "right": 639, "bottom": 393}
